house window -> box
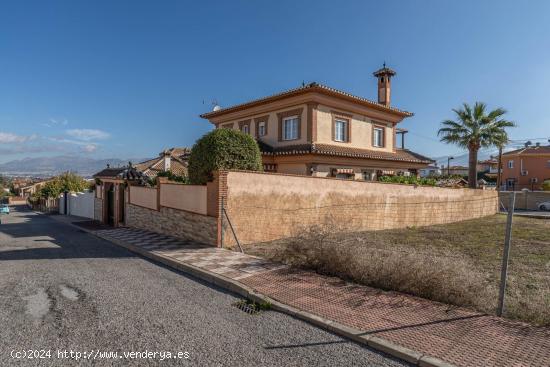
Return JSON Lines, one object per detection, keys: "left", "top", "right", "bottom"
{"left": 283, "top": 116, "right": 299, "bottom": 140}
{"left": 373, "top": 127, "right": 384, "bottom": 147}
{"left": 334, "top": 119, "right": 349, "bottom": 142}
{"left": 258, "top": 121, "right": 266, "bottom": 137}
{"left": 362, "top": 170, "right": 374, "bottom": 181}
{"left": 508, "top": 160, "right": 514, "bottom": 169}
{"left": 507, "top": 178, "right": 516, "bottom": 190}
{"left": 239, "top": 120, "right": 251, "bottom": 135}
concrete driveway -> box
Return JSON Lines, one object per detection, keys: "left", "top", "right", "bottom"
{"left": 0, "top": 206, "right": 407, "bottom": 366}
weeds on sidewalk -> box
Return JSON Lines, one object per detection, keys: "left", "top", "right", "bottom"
{"left": 245, "top": 216, "right": 550, "bottom": 326}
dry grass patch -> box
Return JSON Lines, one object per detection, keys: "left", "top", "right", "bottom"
{"left": 244, "top": 215, "right": 550, "bottom": 326}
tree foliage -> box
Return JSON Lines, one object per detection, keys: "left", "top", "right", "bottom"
{"left": 188, "top": 129, "right": 263, "bottom": 184}
{"left": 438, "top": 102, "right": 515, "bottom": 188}
{"left": 157, "top": 170, "right": 189, "bottom": 184}
{"left": 378, "top": 175, "right": 437, "bottom": 186}
{"left": 36, "top": 172, "right": 89, "bottom": 199}
{"left": 542, "top": 180, "right": 550, "bottom": 192}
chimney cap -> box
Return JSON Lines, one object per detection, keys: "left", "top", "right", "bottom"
{"left": 373, "top": 62, "right": 396, "bottom": 77}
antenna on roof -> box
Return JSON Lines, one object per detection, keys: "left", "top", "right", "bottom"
{"left": 211, "top": 99, "right": 221, "bottom": 112}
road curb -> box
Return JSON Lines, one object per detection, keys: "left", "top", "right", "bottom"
{"left": 58, "top": 218, "right": 457, "bottom": 367}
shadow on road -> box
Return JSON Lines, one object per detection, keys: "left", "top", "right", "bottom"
{"left": 0, "top": 206, "right": 134, "bottom": 261}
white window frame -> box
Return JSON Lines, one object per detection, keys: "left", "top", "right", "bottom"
{"left": 508, "top": 160, "right": 514, "bottom": 169}
{"left": 373, "top": 127, "right": 384, "bottom": 147}
{"left": 258, "top": 121, "right": 266, "bottom": 137}
{"left": 334, "top": 119, "right": 348, "bottom": 142}
{"left": 241, "top": 124, "right": 249, "bottom": 134}
{"left": 283, "top": 116, "right": 299, "bottom": 141}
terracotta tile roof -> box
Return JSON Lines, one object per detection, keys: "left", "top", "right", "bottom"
{"left": 133, "top": 147, "right": 190, "bottom": 178}
{"left": 93, "top": 167, "right": 127, "bottom": 178}
{"left": 258, "top": 141, "right": 433, "bottom": 164}
{"left": 93, "top": 167, "right": 144, "bottom": 181}
{"left": 200, "top": 82, "right": 413, "bottom": 119}
{"left": 503, "top": 145, "right": 550, "bottom": 156}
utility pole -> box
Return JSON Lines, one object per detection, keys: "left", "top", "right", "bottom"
{"left": 496, "top": 145, "right": 503, "bottom": 191}
{"left": 497, "top": 192, "right": 515, "bottom": 317}
{"left": 447, "top": 156, "right": 454, "bottom": 176}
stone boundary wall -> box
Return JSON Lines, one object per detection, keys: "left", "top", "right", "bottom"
{"left": 499, "top": 191, "right": 550, "bottom": 210}
{"left": 222, "top": 170, "right": 499, "bottom": 245}
{"left": 125, "top": 203, "right": 217, "bottom": 245}
{"left": 94, "top": 198, "right": 103, "bottom": 221}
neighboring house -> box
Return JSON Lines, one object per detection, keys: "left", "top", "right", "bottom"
{"left": 478, "top": 158, "right": 500, "bottom": 180}
{"left": 443, "top": 165, "right": 469, "bottom": 176}
{"left": 200, "top": 65, "right": 432, "bottom": 180}
{"left": 19, "top": 179, "right": 53, "bottom": 198}
{"left": 419, "top": 164, "right": 442, "bottom": 177}
{"left": 92, "top": 147, "right": 189, "bottom": 227}
{"left": 134, "top": 147, "right": 190, "bottom": 178}
{"left": 92, "top": 165, "right": 143, "bottom": 227}
{"left": 502, "top": 144, "right": 550, "bottom": 191}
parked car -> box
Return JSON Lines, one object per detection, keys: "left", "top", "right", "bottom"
{"left": 539, "top": 202, "right": 550, "bottom": 211}
{"left": 0, "top": 204, "right": 9, "bottom": 214}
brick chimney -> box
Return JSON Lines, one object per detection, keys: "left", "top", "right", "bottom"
{"left": 373, "top": 63, "right": 396, "bottom": 106}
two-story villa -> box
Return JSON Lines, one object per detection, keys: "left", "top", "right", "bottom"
{"left": 200, "top": 66, "right": 432, "bottom": 180}
{"left": 502, "top": 143, "right": 550, "bottom": 190}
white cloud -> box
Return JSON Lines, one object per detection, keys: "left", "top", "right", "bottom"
{"left": 65, "top": 129, "right": 110, "bottom": 141}
{"left": 81, "top": 144, "right": 98, "bottom": 153}
{"left": 0, "top": 132, "right": 37, "bottom": 143}
{"left": 42, "top": 118, "right": 68, "bottom": 128}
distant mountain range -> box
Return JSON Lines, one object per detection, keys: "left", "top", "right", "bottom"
{"left": 0, "top": 156, "right": 150, "bottom": 178}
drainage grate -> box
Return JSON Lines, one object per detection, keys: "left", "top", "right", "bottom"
{"left": 233, "top": 300, "right": 260, "bottom": 315}
{"left": 232, "top": 299, "right": 272, "bottom": 315}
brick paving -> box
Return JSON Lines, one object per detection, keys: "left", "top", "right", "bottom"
{"left": 84, "top": 225, "right": 550, "bottom": 367}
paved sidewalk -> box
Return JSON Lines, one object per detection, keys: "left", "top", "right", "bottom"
{"left": 72, "top": 222, "right": 550, "bottom": 367}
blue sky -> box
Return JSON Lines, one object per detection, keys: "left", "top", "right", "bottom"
{"left": 1, "top": 0, "right": 549, "bottom": 164}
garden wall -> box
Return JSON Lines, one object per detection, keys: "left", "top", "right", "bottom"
{"left": 59, "top": 191, "right": 95, "bottom": 219}
{"left": 221, "top": 171, "right": 499, "bottom": 245}
{"left": 499, "top": 191, "right": 550, "bottom": 211}
{"left": 129, "top": 186, "right": 157, "bottom": 210}
{"left": 125, "top": 204, "right": 216, "bottom": 244}
{"left": 160, "top": 183, "right": 207, "bottom": 215}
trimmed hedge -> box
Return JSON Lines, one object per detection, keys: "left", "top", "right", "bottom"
{"left": 188, "top": 129, "right": 263, "bottom": 184}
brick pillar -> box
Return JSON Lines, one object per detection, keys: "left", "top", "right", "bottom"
{"left": 206, "top": 170, "right": 228, "bottom": 247}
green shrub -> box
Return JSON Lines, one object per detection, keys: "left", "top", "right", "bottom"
{"left": 157, "top": 170, "right": 189, "bottom": 184}
{"left": 188, "top": 129, "right": 262, "bottom": 184}
{"left": 378, "top": 175, "right": 436, "bottom": 186}
{"left": 542, "top": 180, "right": 550, "bottom": 191}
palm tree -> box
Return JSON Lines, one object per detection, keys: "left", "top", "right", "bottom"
{"left": 438, "top": 102, "right": 515, "bottom": 189}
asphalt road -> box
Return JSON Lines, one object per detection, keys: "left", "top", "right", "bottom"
{"left": 0, "top": 206, "right": 408, "bottom": 366}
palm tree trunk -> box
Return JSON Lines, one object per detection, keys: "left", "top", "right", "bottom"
{"left": 468, "top": 148, "right": 478, "bottom": 189}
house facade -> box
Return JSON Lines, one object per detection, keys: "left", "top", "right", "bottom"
{"left": 502, "top": 144, "right": 550, "bottom": 191}
{"left": 201, "top": 66, "right": 432, "bottom": 180}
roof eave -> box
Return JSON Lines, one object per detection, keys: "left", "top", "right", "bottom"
{"left": 200, "top": 85, "right": 413, "bottom": 120}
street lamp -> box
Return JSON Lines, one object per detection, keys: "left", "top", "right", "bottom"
{"left": 447, "top": 156, "right": 454, "bottom": 176}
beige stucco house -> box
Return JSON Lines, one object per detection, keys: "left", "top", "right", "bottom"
{"left": 201, "top": 65, "right": 432, "bottom": 180}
